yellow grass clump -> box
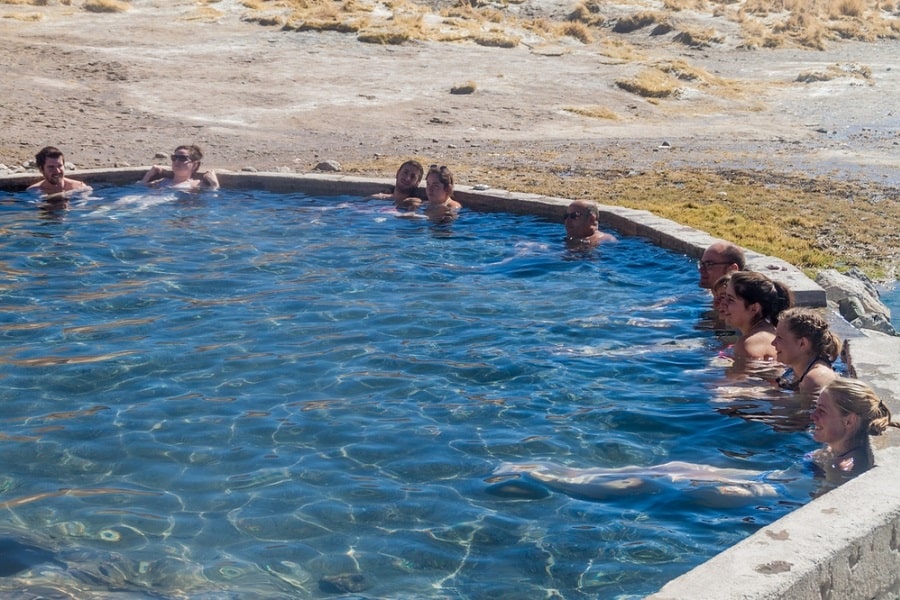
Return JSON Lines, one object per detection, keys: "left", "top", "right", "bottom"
{"left": 82, "top": 0, "right": 129, "bottom": 12}
{"left": 357, "top": 29, "right": 411, "bottom": 43}
{"left": 612, "top": 10, "right": 668, "bottom": 33}
{"left": 472, "top": 32, "right": 520, "bottom": 47}
{"left": 567, "top": 0, "right": 605, "bottom": 26}
{"left": 563, "top": 105, "right": 619, "bottom": 119}
{"left": 556, "top": 21, "right": 594, "bottom": 43}
{"left": 3, "top": 11, "right": 44, "bottom": 19}
{"left": 673, "top": 26, "right": 724, "bottom": 47}
{"left": 615, "top": 68, "right": 680, "bottom": 98}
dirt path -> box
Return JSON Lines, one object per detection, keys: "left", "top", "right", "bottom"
{"left": 1, "top": 0, "right": 897, "bottom": 179}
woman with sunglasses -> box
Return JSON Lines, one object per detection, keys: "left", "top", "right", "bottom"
{"left": 140, "top": 144, "right": 219, "bottom": 190}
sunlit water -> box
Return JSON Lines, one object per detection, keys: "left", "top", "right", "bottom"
{"left": 0, "top": 187, "right": 819, "bottom": 599}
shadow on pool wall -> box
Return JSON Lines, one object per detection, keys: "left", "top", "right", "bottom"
{"left": 2, "top": 168, "right": 899, "bottom": 599}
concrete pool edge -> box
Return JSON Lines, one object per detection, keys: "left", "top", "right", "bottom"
{"left": 4, "top": 168, "right": 899, "bottom": 598}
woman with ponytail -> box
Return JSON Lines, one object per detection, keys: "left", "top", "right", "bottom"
{"left": 810, "top": 378, "right": 900, "bottom": 487}
{"left": 721, "top": 271, "right": 793, "bottom": 361}
{"left": 773, "top": 307, "right": 840, "bottom": 395}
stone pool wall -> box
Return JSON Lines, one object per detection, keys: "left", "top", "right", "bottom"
{"left": 3, "top": 168, "right": 898, "bottom": 598}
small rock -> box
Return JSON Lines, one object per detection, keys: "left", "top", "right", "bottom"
{"left": 473, "top": 184, "right": 490, "bottom": 191}
{"left": 319, "top": 573, "right": 369, "bottom": 593}
{"left": 154, "top": 152, "right": 168, "bottom": 160}
{"left": 241, "top": 166, "right": 259, "bottom": 172}
{"left": 274, "top": 166, "right": 293, "bottom": 173}
{"left": 314, "top": 160, "right": 341, "bottom": 172}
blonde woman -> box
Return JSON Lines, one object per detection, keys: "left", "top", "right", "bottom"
{"left": 808, "top": 378, "right": 899, "bottom": 487}
{"left": 773, "top": 307, "right": 840, "bottom": 395}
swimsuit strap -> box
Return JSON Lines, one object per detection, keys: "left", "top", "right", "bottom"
{"left": 795, "top": 356, "right": 831, "bottom": 386}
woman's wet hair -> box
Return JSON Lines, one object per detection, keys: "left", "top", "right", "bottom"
{"left": 729, "top": 271, "right": 793, "bottom": 325}
{"left": 779, "top": 307, "right": 841, "bottom": 363}
{"left": 427, "top": 164, "right": 454, "bottom": 191}
{"left": 824, "top": 378, "right": 900, "bottom": 436}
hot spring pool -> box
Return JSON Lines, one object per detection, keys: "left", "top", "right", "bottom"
{"left": 0, "top": 186, "right": 819, "bottom": 598}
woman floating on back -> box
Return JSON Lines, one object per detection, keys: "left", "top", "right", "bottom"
{"left": 489, "top": 379, "right": 897, "bottom": 505}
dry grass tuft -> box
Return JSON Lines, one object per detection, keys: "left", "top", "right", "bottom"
{"left": 3, "top": 11, "right": 44, "bottom": 19}
{"left": 563, "top": 105, "right": 619, "bottom": 119}
{"left": 82, "top": 0, "right": 129, "bottom": 12}
{"left": 612, "top": 10, "right": 667, "bottom": 33}
{"left": 472, "top": 33, "right": 520, "bottom": 47}
{"left": 796, "top": 62, "right": 873, "bottom": 82}
{"left": 450, "top": 81, "right": 477, "bottom": 94}
{"left": 615, "top": 68, "right": 680, "bottom": 98}
{"left": 673, "top": 26, "right": 724, "bottom": 47}
{"left": 555, "top": 21, "right": 594, "bottom": 43}
{"left": 357, "top": 29, "right": 411, "bottom": 43}
{"left": 829, "top": 0, "right": 866, "bottom": 17}
{"left": 567, "top": 0, "right": 605, "bottom": 26}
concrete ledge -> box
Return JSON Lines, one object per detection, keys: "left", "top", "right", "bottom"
{"left": 2, "top": 169, "right": 895, "bottom": 598}
{"left": 647, "top": 446, "right": 900, "bottom": 600}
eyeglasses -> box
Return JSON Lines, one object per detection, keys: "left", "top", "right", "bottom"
{"left": 564, "top": 212, "right": 582, "bottom": 220}
{"left": 171, "top": 154, "right": 192, "bottom": 163}
{"left": 697, "top": 260, "right": 732, "bottom": 270}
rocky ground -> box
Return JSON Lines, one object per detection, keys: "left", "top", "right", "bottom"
{"left": 1, "top": 0, "right": 898, "bottom": 277}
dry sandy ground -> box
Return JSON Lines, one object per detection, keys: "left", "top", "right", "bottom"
{"left": 1, "top": 0, "right": 898, "bottom": 187}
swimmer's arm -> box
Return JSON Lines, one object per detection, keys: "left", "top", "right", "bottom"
{"left": 140, "top": 165, "right": 169, "bottom": 185}
{"left": 201, "top": 170, "right": 219, "bottom": 190}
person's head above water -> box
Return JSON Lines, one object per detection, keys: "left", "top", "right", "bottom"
{"left": 775, "top": 307, "right": 841, "bottom": 364}
{"left": 774, "top": 307, "right": 841, "bottom": 394}
{"left": 425, "top": 164, "right": 454, "bottom": 204}
{"left": 812, "top": 378, "right": 899, "bottom": 482}
{"left": 699, "top": 241, "right": 745, "bottom": 289}
{"left": 28, "top": 146, "right": 91, "bottom": 197}
{"left": 394, "top": 160, "right": 424, "bottom": 198}
{"left": 141, "top": 144, "right": 218, "bottom": 190}
{"left": 171, "top": 144, "right": 204, "bottom": 177}
{"left": 723, "top": 271, "right": 793, "bottom": 331}
{"left": 563, "top": 200, "right": 616, "bottom": 248}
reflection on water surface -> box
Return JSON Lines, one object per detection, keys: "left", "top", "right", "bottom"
{"left": 0, "top": 187, "right": 818, "bottom": 598}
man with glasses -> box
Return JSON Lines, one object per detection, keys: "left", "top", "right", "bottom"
{"left": 563, "top": 200, "right": 616, "bottom": 248}
{"left": 27, "top": 146, "right": 92, "bottom": 197}
{"left": 698, "top": 241, "right": 745, "bottom": 289}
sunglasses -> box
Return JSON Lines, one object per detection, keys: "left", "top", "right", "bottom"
{"left": 171, "top": 154, "right": 192, "bottom": 163}
{"left": 563, "top": 211, "right": 582, "bottom": 220}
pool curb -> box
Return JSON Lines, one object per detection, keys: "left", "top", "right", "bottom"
{"left": 3, "top": 168, "right": 898, "bottom": 598}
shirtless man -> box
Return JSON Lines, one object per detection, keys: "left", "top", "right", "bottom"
{"left": 27, "top": 146, "right": 91, "bottom": 197}
{"left": 563, "top": 200, "right": 616, "bottom": 248}
{"left": 371, "top": 160, "right": 424, "bottom": 210}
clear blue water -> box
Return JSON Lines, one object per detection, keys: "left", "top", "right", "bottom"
{"left": 0, "top": 187, "right": 818, "bottom": 599}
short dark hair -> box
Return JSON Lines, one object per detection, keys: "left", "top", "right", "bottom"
{"left": 35, "top": 146, "right": 64, "bottom": 169}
